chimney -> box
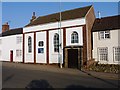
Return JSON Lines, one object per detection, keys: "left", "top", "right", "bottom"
{"left": 30, "top": 12, "right": 36, "bottom": 23}
{"left": 2, "top": 22, "right": 9, "bottom": 33}
{"left": 97, "top": 11, "right": 102, "bottom": 23}
{"left": 98, "top": 11, "right": 101, "bottom": 19}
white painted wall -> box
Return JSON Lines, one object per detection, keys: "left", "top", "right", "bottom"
{"left": 23, "top": 18, "right": 85, "bottom": 33}
{"left": 23, "top": 18, "right": 86, "bottom": 64}
{"left": 49, "top": 29, "right": 63, "bottom": 64}
{"left": 0, "top": 37, "right": 2, "bottom": 60}
{"left": 0, "top": 35, "right": 23, "bottom": 62}
{"left": 93, "top": 29, "right": 119, "bottom": 64}
{"left": 66, "top": 27, "right": 83, "bottom": 46}
{"left": 24, "top": 33, "right": 34, "bottom": 63}
{"left": 36, "top": 31, "right": 46, "bottom": 63}
{"left": 118, "top": 30, "right": 120, "bottom": 46}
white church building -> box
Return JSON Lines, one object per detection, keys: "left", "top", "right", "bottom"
{"left": 23, "top": 5, "right": 95, "bottom": 68}
{"left": 0, "top": 5, "right": 119, "bottom": 69}
{"left": 0, "top": 5, "right": 95, "bottom": 68}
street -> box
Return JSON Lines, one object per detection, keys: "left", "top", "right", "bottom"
{"left": 2, "top": 62, "right": 119, "bottom": 89}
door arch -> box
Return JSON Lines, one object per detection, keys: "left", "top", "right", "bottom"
{"left": 63, "top": 46, "right": 83, "bottom": 69}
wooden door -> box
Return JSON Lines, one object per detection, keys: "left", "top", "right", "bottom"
{"left": 68, "top": 49, "right": 78, "bottom": 68}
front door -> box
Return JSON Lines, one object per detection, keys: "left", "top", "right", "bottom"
{"left": 68, "top": 49, "right": 78, "bottom": 68}
{"left": 10, "top": 50, "right": 13, "bottom": 62}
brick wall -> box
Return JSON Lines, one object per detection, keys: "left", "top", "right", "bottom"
{"left": 85, "top": 6, "right": 95, "bottom": 62}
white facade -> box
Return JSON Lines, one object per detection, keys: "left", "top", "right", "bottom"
{"left": 0, "top": 34, "right": 23, "bottom": 62}
{"left": 0, "top": 37, "right": 2, "bottom": 60}
{"left": 36, "top": 32, "right": 46, "bottom": 63}
{"left": 49, "top": 29, "right": 63, "bottom": 64}
{"left": 24, "top": 33, "right": 34, "bottom": 63}
{"left": 23, "top": 18, "right": 85, "bottom": 33}
{"left": 93, "top": 29, "right": 120, "bottom": 64}
{"left": 66, "top": 27, "right": 83, "bottom": 46}
{"left": 23, "top": 18, "right": 85, "bottom": 64}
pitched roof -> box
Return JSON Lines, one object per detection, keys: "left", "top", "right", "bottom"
{"left": 1, "top": 28, "right": 23, "bottom": 37}
{"left": 92, "top": 15, "right": 120, "bottom": 32}
{"left": 25, "top": 5, "right": 92, "bottom": 27}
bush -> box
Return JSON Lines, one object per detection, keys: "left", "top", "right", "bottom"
{"left": 87, "top": 63, "right": 119, "bottom": 73}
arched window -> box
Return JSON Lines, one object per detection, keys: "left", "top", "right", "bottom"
{"left": 54, "top": 33, "right": 59, "bottom": 52}
{"left": 28, "top": 36, "right": 32, "bottom": 53}
{"left": 71, "top": 31, "right": 79, "bottom": 43}
{"left": 38, "top": 41, "right": 44, "bottom": 47}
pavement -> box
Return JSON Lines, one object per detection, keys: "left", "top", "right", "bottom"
{"left": 1, "top": 61, "right": 119, "bottom": 80}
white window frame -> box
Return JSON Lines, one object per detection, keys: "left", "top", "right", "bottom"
{"left": 98, "top": 47, "right": 108, "bottom": 61}
{"left": 0, "top": 50, "right": 1, "bottom": 56}
{"left": 28, "top": 36, "right": 32, "bottom": 53}
{"left": 71, "top": 31, "right": 79, "bottom": 43}
{"left": 38, "top": 41, "right": 44, "bottom": 47}
{"left": 16, "top": 36, "right": 22, "bottom": 44}
{"left": 0, "top": 39, "right": 2, "bottom": 44}
{"left": 54, "top": 33, "right": 59, "bottom": 53}
{"left": 113, "top": 47, "right": 120, "bottom": 62}
{"left": 16, "top": 49, "right": 22, "bottom": 57}
{"left": 99, "top": 31, "right": 110, "bottom": 40}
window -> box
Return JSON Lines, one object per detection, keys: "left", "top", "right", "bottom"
{"left": 38, "top": 48, "right": 44, "bottom": 53}
{"left": 99, "top": 31, "right": 110, "bottom": 39}
{"left": 16, "top": 36, "right": 22, "bottom": 44}
{"left": 38, "top": 41, "right": 44, "bottom": 47}
{"left": 98, "top": 47, "right": 108, "bottom": 61}
{"left": 0, "top": 50, "right": 1, "bottom": 56}
{"left": 28, "top": 36, "right": 32, "bottom": 53}
{"left": 54, "top": 33, "right": 59, "bottom": 52}
{"left": 71, "top": 31, "right": 79, "bottom": 43}
{"left": 113, "top": 47, "right": 120, "bottom": 62}
{"left": 0, "top": 39, "right": 2, "bottom": 44}
{"left": 16, "top": 50, "right": 22, "bottom": 57}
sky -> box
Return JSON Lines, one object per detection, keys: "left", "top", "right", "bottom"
{"left": 1, "top": 2, "right": 119, "bottom": 31}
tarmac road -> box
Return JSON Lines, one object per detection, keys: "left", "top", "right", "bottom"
{"left": 1, "top": 62, "right": 119, "bottom": 89}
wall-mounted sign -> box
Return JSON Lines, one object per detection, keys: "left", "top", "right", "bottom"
{"left": 38, "top": 48, "right": 44, "bottom": 53}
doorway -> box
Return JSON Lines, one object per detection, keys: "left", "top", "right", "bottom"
{"left": 63, "top": 46, "right": 83, "bottom": 69}
{"left": 10, "top": 50, "right": 13, "bottom": 62}
{"left": 68, "top": 49, "right": 78, "bottom": 68}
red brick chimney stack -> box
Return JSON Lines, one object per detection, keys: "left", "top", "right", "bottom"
{"left": 2, "top": 22, "right": 9, "bottom": 33}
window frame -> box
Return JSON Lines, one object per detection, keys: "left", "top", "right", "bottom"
{"left": 113, "top": 47, "right": 120, "bottom": 62}
{"left": 16, "top": 49, "right": 22, "bottom": 57}
{"left": 0, "top": 50, "right": 1, "bottom": 56}
{"left": 99, "top": 30, "right": 110, "bottom": 40}
{"left": 38, "top": 41, "right": 44, "bottom": 47}
{"left": 16, "top": 36, "right": 22, "bottom": 44}
{"left": 28, "top": 36, "right": 32, "bottom": 53}
{"left": 54, "top": 33, "right": 59, "bottom": 53}
{"left": 0, "top": 39, "right": 2, "bottom": 44}
{"left": 71, "top": 31, "right": 79, "bottom": 43}
{"left": 98, "top": 47, "right": 108, "bottom": 61}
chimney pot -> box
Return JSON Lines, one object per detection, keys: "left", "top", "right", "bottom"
{"left": 33, "top": 12, "right": 35, "bottom": 16}
{"left": 30, "top": 12, "right": 36, "bottom": 23}
{"left": 98, "top": 11, "right": 101, "bottom": 19}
